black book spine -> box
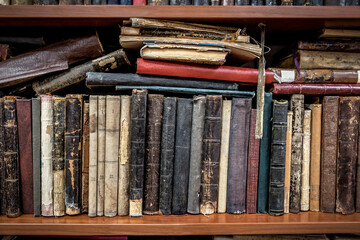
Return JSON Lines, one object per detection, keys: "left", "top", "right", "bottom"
{"left": 0, "top": 98, "right": 4, "bottom": 215}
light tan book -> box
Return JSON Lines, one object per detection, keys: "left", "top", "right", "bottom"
{"left": 301, "top": 109, "right": 312, "bottom": 211}
{"left": 319, "top": 28, "right": 360, "bottom": 39}
{"left": 97, "top": 96, "right": 106, "bottom": 217}
{"left": 284, "top": 111, "right": 293, "bottom": 214}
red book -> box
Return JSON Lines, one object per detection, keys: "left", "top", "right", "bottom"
{"left": 246, "top": 109, "right": 260, "bottom": 214}
{"left": 273, "top": 83, "right": 360, "bottom": 95}
{"left": 136, "top": 58, "right": 274, "bottom": 85}
{"left": 133, "top": 0, "right": 146, "bottom": 4}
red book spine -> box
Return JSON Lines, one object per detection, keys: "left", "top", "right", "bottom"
{"left": 16, "top": 99, "right": 33, "bottom": 214}
{"left": 133, "top": 0, "right": 146, "bottom": 4}
{"left": 136, "top": 58, "right": 274, "bottom": 85}
{"left": 246, "top": 109, "right": 260, "bottom": 214}
{"left": 273, "top": 84, "right": 360, "bottom": 95}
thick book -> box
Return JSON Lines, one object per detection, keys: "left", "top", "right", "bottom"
{"left": 200, "top": 95, "right": 222, "bottom": 215}
{"left": 136, "top": 59, "right": 274, "bottom": 85}
{"left": 97, "top": 96, "right": 106, "bottom": 217}
{"left": 144, "top": 94, "right": 164, "bottom": 215}
{"left": 268, "top": 100, "right": 288, "bottom": 216}
{"left": 297, "top": 40, "right": 360, "bottom": 52}
{"left": 82, "top": 101, "right": 90, "bottom": 213}
{"left": 272, "top": 84, "right": 360, "bottom": 95}
{"left": 172, "top": 98, "right": 193, "bottom": 215}
{"left": 159, "top": 97, "right": 177, "bottom": 215}
{"left": 300, "top": 109, "right": 311, "bottom": 212}
{"left": 32, "top": 98, "right": 41, "bottom": 217}
{"left": 16, "top": 99, "right": 33, "bottom": 214}
{"left": 129, "top": 89, "right": 147, "bottom": 217}
{"left": 226, "top": 98, "right": 252, "bottom": 214}
{"left": 284, "top": 111, "right": 293, "bottom": 214}
{"left": 188, "top": 96, "right": 206, "bottom": 215}
{"left": 0, "top": 99, "right": 5, "bottom": 215}
{"left": 310, "top": 104, "right": 321, "bottom": 212}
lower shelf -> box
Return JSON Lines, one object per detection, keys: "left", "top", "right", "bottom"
{"left": 0, "top": 212, "right": 359, "bottom": 236}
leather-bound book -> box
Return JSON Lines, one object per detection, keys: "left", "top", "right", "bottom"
{"left": 40, "top": 95, "right": 54, "bottom": 217}
{"left": 284, "top": 111, "right": 293, "bottom": 214}
{"left": 16, "top": 99, "right": 33, "bottom": 214}
{"left": 194, "top": 0, "right": 209, "bottom": 4}
{"left": 105, "top": 96, "right": 120, "bottom": 217}
{"left": 268, "top": 100, "right": 288, "bottom": 216}
{"left": 32, "top": 98, "right": 41, "bottom": 217}
{"left": 130, "top": 89, "right": 147, "bottom": 217}
{"left": 246, "top": 109, "right": 261, "bottom": 214}
{"left": 321, "top": 96, "right": 339, "bottom": 213}
{"left": 222, "top": 0, "right": 233, "bottom": 4}
{"left": 159, "top": 97, "right": 177, "bottom": 215}
{"left": 281, "top": 0, "right": 293, "bottom": 4}
{"left": 301, "top": 109, "right": 311, "bottom": 212}
{"left": 53, "top": 97, "right": 66, "bottom": 217}
{"left": 147, "top": 0, "right": 169, "bottom": 4}
{"left": 82, "top": 101, "right": 90, "bottom": 213}
{"left": 59, "top": 0, "right": 83, "bottom": 4}
{"left": 200, "top": 95, "right": 222, "bottom": 215}
{"left": 257, "top": 92, "right": 272, "bottom": 213}
{"left": 265, "top": 0, "right": 280, "bottom": 4}
{"left": 235, "top": 0, "right": 249, "bottom": 4}
{"left": 170, "top": 0, "right": 191, "bottom": 4}
{"left": 172, "top": 98, "right": 193, "bottom": 215}
{"left": 4, "top": 96, "right": 21, "bottom": 218}
{"left": 188, "top": 96, "right": 206, "bottom": 215}
{"left": 310, "top": 104, "right": 321, "bottom": 212}
{"left": 336, "top": 97, "right": 359, "bottom": 214}
{"left": 251, "top": 0, "right": 263, "bottom": 4}
{"left": 226, "top": 98, "right": 252, "bottom": 214}
{"left": 0, "top": 98, "right": 4, "bottom": 215}
{"left": 273, "top": 84, "right": 360, "bottom": 96}
{"left": 297, "top": 40, "right": 360, "bottom": 52}
{"left": 97, "top": 96, "right": 106, "bottom": 216}
{"left": 118, "top": 96, "right": 131, "bottom": 216}
{"left": 144, "top": 94, "right": 164, "bottom": 215}
{"left": 65, "top": 94, "right": 83, "bottom": 216}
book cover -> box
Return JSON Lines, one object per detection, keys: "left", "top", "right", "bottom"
{"left": 300, "top": 109, "right": 311, "bottom": 212}
{"left": 97, "top": 96, "right": 106, "bottom": 217}
{"left": 82, "top": 101, "right": 90, "bottom": 213}
{"left": 284, "top": 111, "right": 293, "bottom": 214}
{"left": 272, "top": 84, "right": 360, "bottom": 95}
{"left": 32, "top": 98, "right": 41, "bottom": 217}
{"left": 310, "top": 104, "right": 321, "bottom": 212}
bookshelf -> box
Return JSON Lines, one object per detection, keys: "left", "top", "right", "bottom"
{"left": 0, "top": 5, "right": 360, "bottom": 236}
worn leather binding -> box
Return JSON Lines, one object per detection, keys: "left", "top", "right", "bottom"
{"left": 281, "top": 0, "right": 293, "bottom": 4}
{"left": 147, "top": 0, "right": 169, "bottom": 5}
{"left": 194, "top": 0, "right": 209, "bottom": 4}
{"left": 337, "top": 97, "right": 359, "bottom": 214}
{"left": 188, "top": 96, "right": 206, "bottom": 214}
{"left": 268, "top": 100, "right": 288, "bottom": 216}
{"left": 65, "top": 94, "right": 83, "bottom": 215}
{"left": 0, "top": 98, "right": 5, "bottom": 215}
{"left": 297, "top": 40, "right": 360, "bottom": 52}
{"left": 235, "top": 0, "right": 249, "bottom": 4}
{"left": 321, "top": 96, "right": 339, "bottom": 213}
{"left": 144, "top": 94, "right": 164, "bottom": 215}
{"left": 82, "top": 101, "right": 90, "bottom": 213}
{"left": 172, "top": 98, "right": 193, "bottom": 215}
{"left": 130, "top": 89, "right": 148, "bottom": 217}
{"left": 301, "top": 109, "right": 311, "bottom": 212}
{"left": 257, "top": 92, "right": 273, "bottom": 213}
{"left": 200, "top": 95, "right": 222, "bottom": 215}
{"left": 273, "top": 84, "right": 360, "bottom": 95}
{"left": 265, "top": 0, "right": 280, "bottom": 4}
{"left": 284, "top": 111, "right": 293, "bottom": 214}
{"left": 170, "top": 0, "right": 191, "bottom": 4}
{"left": 159, "top": 97, "right": 177, "bottom": 215}
{"left": 32, "top": 98, "right": 41, "bottom": 217}
{"left": 310, "top": 104, "right": 321, "bottom": 212}
{"left": 226, "top": 98, "right": 252, "bottom": 214}
{"left": 97, "top": 96, "right": 106, "bottom": 217}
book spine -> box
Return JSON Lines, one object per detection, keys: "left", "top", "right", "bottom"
{"left": 41, "top": 95, "right": 54, "bottom": 217}
{"left": 118, "top": 96, "right": 131, "bottom": 216}
{"left": 187, "top": 96, "right": 206, "bottom": 215}
{"left": 0, "top": 0, "right": 10, "bottom": 4}
{"left": 0, "top": 98, "right": 5, "bottom": 215}
{"left": 170, "top": 0, "right": 191, "bottom": 4}
{"left": 321, "top": 96, "right": 339, "bottom": 213}
{"left": 273, "top": 84, "right": 360, "bottom": 96}
{"left": 194, "top": 0, "right": 209, "bottom": 4}
{"left": 32, "top": 98, "right": 41, "bottom": 217}
{"left": 226, "top": 98, "right": 252, "bottom": 214}
{"left": 268, "top": 100, "right": 288, "bottom": 216}
{"left": 53, "top": 97, "right": 66, "bottom": 217}
{"left": 33, "top": 0, "right": 58, "bottom": 4}
{"left": 311, "top": 0, "right": 323, "bottom": 5}
{"left": 310, "top": 104, "right": 321, "bottom": 212}
{"left": 200, "top": 95, "right": 222, "bottom": 215}
{"left": 298, "top": 41, "right": 360, "bottom": 52}
{"left": 324, "top": 0, "right": 342, "bottom": 4}
{"left": 257, "top": 92, "right": 272, "bottom": 213}
{"left": 59, "top": 0, "right": 83, "bottom": 4}
{"left": 211, "top": 0, "right": 220, "bottom": 4}
{"left": 108, "top": 0, "right": 119, "bottom": 3}
{"left": 129, "top": 89, "right": 147, "bottom": 217}
{"left": 221, "top": 0, "right": 234, "bottom": 4}
{"left": 251, "top": 0, "right": 263, "bottom": 4}
{"left": 84, "top": 0, "right": 91, "bottom": 4}
{"left": 346, "top": 0, "right": 359, "bottom": 5}
{"left": 10, "top": 0, "right": 32, "bottom": 4}
{"left": 97, "top": 96, "right": 106, "bottom": 216}
{"left": 92, "top": 0, "right": 107, "bottom": 4}
{"left": 133, "top": 0, "right": 146, "bottom": 4}
{"left": 65, "top": 94, "right": 83, "bottom": 216}
{"left": 147, "top": 0, "right": 169, "bottom": 4}
{"left": 120, "top": 0, "right": 132, "bottom": 4}
{"left": 82, "top": 101, "right": 90, "bottom": 213}
{"left": 235, "top": 0, "right": 250, "bottom": 4}
{"left": 265, "top": 0, "right": 280, "bottom": 4}
{"left": 88, "top": 96, "right": 98, "bottom": 217}
{"left": 104, "top": 96, "right": 120, "bottom": 217}
{"left": 144, "top": 94, "right": 164, "bottom": 215}
{"left": 284, "top": 111, "right": 293, "bottom": 214}
{"left": 159, "top": 97, "right": 177, "bottom": 215}
{"left": 172, "top": 98, "right": 193, "bottom": 215}
{"left": 300, "top": 109, "right": 311, "bottom": 212}
{"left": 281, "top": 0, "right": 293, "bottom": 4}
{"left": 336, "top": 97, "right": 359, "bottom": 214}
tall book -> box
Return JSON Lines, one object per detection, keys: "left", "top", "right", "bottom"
{"left": 284, "top": 111, "right": 293, "bottom": 214}
{"left": 0, "top": 98, "right": 4, "bottom": 215}
{"left": 172, "top": 98, "right": 193, "bottom": 215}
{"left": 200, "top": 95, "right": 222, "bottom": 215}
{"left": 226, "top": 98, "right": 252, "bottom": 214}
{"left": 32, "top": 98, "right": 41, "bottom": 217}
{"left": 129, "top": 89, "right": 147, "bottom": 217}
{"left": 81, "top": 101, "right": 90, "bottom": 213}
{"left": 310, "top": 104, "right": 321, "bottom": 212}
{"left": 301, "top": 109, "right": 311, "bottom": 212}
{"left": 170, "top": 0, "right": 191, "bottom": 4}
{"left": 97, "top": 96, "right": 106, "bottom": 217}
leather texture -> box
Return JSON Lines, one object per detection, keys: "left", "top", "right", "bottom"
{"left": 284, "top": 111, "right": 293, "bottom": 214}
{"left": 32, "top": 98, "right": 41, "bottom": 217}
{"left": 310, "top": 104, "right": 321, "bottom": 212}
{"left": 273, "top": 84, "right": 360, "bottom": 95}
{"left": 298, "top": 40, "right": 360, "bottom": 52}
{"left": 0, "top": 98, "right": 5, "bottom": 215}
{"left": 81, "top": 101, "right": 90, "bottom": 214}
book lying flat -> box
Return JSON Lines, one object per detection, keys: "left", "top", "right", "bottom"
{"left": 272, "top": 83, "right": 360, "bottom": 95}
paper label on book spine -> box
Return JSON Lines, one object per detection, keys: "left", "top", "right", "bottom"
{"left": 275, "top": 70, "right": 295, "bottom": 83}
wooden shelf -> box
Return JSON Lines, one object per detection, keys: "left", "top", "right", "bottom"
{"left": 0, "top": 213, "right": 359, "bottom": 236}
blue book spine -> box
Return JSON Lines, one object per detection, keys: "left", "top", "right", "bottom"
{"left": 120, "top": 0, "right": 131, "bottom": 4}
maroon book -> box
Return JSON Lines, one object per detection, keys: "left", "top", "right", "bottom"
{"left": 246, "top": 109, "right": 261, "bottom": 214}
{"left": 0, "top": 44, "right": 10, "bottom": 61}
{"left": 16, "top": 99, "right": 33, "bottom": 214}
{"left": 273, "top": 84, "right": 360, "bottom": 95}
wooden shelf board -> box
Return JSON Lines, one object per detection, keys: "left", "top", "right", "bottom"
{"left": 0, "top": 213, "right": 359, "bottom": 236}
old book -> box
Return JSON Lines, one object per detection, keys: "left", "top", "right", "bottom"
{"left": 32, "top": 98, "right": 41, "bottom": 217}
{"left": 170, "top": 0, "right": 191, "bottom": 4}
{"left": 268, "top": 100, "right": 288, "bottom": 216}
{"left": 59, "top": 0, "right": 83, "bottom": 3}
{"left": 318, "top": 28, "right": 360, "bottom": 39}
{"left": 129, "top": 89, "right": 147, "bottom": 217}
{"left": 218, "top": 100, "right": 231, "bottom": 214}
{"left": 251, "top": 0, "right": 263, "bottom": 4}
{"left": 281, "top": 0, "right": 293, "bottom": 4}
{"left": 257, "top": 92, "right": 272, "bottom": 213}
{"left": 0, "top": 99, "right": 5, "bottom": 215}
{"left": 310, "top": 104, "right": 321, "bottom": 212}
{"left": 92, "top": 0, "right": 106, "bottom": 4}
{"left": 104, "top": 96, "right": 120, "bottom": 217}
{"left": 0, "top": 44, "right": 10, "bottom": 61}
{"left": 52, "top": 97, "right": 66, "bottom": 217}
{"left": 97, "top": 96, "right": 106, "bottom": 216}
{"left": 143, "top": 94, "right": 164, "bottom": 215}
{"left": 159, "top": 97, "right": 177, "bottom": 215}
{"left": 294, "top": 0, "right": 310, "bottom": 4}
{"left": 40, "top": 95, "right": 54, "bottom": 217}
{"left": 16, "top": 99, "right": 33, "bottom": 214}
{"left": 200, "top": 95, "right": 222, "bottom": 215}
{"left": 297, "top": 40, "right": 360, "bottom": 52}
{"left": 120, "top": 0, "right": 131, "bottom": 4}
{"left": 4, "top": 96, "right": 21, "bottom": 218}
{"left": 235, "top": 0, "right": 250, "bottom": 4}
{"left": 0, "top": 35, "right": 103, "bottom": 88}
{"left": 133, "top": 0, "right": 146, "bottom": 5}
{"left": 226, "top": 98, "right": 252, "bottom": 214}
{"left": 172, "top": 98, "right": 193, "bottom": 215}
{"left": 300, "top": 109, "right": 311, "bottom": 212}
{"left": 118, "top": 96, "right": 131, "bottom": 216}
{"left": 108, "top": 0, "right": 119, "bottom": 3}
{"left": 187, "top": 96, "right": 206, "bottom": 215}
{"left": 193, "top": 0, "right": 209, "bottom": 5}
{"left": 272, "top": 84, "right": 360, "bottom": 95}
{"left": 265, "top": 0, "right": 280, "bottom": 4}
{"left": 324, "top": 0, "right": 345, "bottom": 5}
{"left": 222, "top": 0, "right": 234, "bottom": 5}
{"left": 284, "top": 111, "right": 293, "bottom": 214}
{"left": 82, "top": 101, "right": 90, "bottom": 213}
{"left": 336, "top": 97, "right": 359, "bottom": 214}
{"left": 0, "top": 0, "right": 10, "bottom": 4}
{"left": 289, "top": 94, "right": 304, "bottom": 214}
{"left": 65, "top": 94, "right": 83, "bottom": 216}
{"left": 148, "top": 0, "right": 169, "bottom": 4}
{"left": 32, "top": 49, "right": 130, "bottom": 95}
{"left": 321, "top": 96, "right": 339, "bottom": 213}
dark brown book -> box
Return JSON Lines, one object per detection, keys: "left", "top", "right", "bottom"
{"left": 0, "top": 98, "right": 5, "bottom": 215}
{"left": 273, "top": 84, "right": 360, "bottom": 95}
{"left": 16, "top": 99, "right": 33, "bottom": 214}
{"left": 298, "top": 40, "right": 360, "bottom": 53}
{"left": 0, "top": 44, "right": 10, "bottom": 61}
{"left": 82, "top": 100, "right": 90, "bottom": 213}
